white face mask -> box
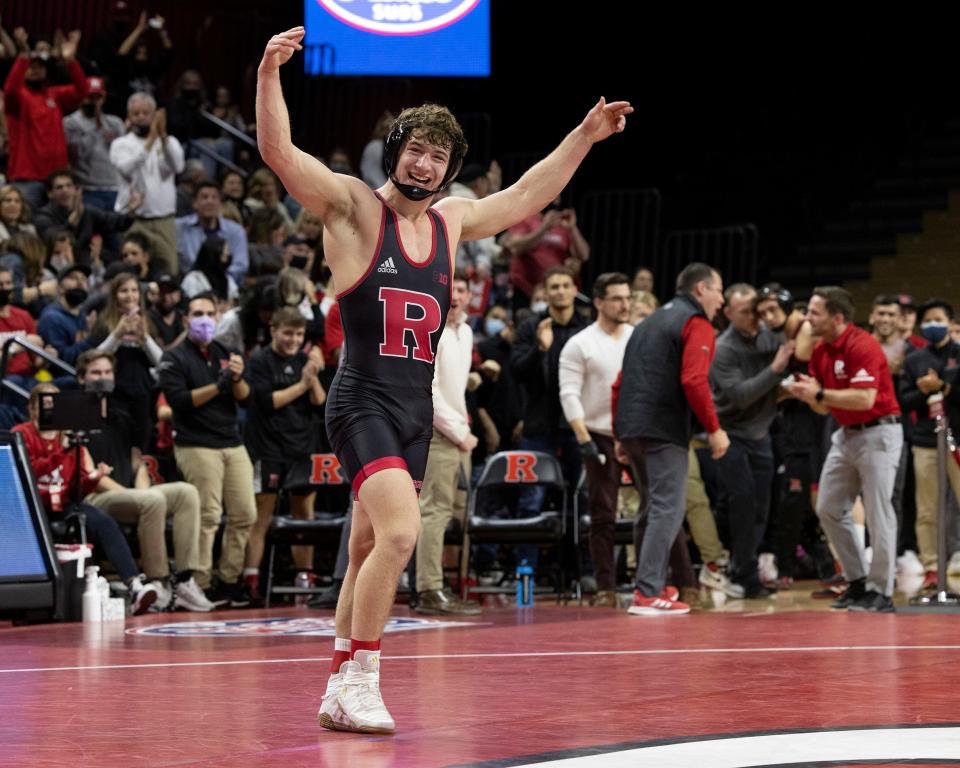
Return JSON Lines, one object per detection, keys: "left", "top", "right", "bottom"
{"left": 530, "top": 301, "right": 548, "bottom": 314}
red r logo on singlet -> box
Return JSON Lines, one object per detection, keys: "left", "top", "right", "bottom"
{"left": 309, "top": 454, "right": 345, "bottom": 485}
{"left": 378, "top": 287, "right": 443, "bottom": 363}
{"left": 504, "top": 453, "right": 539, "bottom": 483}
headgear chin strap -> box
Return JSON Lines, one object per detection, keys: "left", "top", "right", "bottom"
{"left": 383, "top": 120, "right": 465, "bottom": 202}
{"left": 756, "top": 285, "right": 794, "bottom": 327}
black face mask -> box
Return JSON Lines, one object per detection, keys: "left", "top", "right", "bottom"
{"left": 133, "top": 124, "right": 150, "bottom": 138}
{"left": 289, "top": 255, "right": 309, "bottom": 270}
{"left": 81, "top": 103, "right": 97, "bottom": 117}
{"left": 0, "top": 289, "right": 11, "bottom": 307}
{"left": 84, "top": 378, "right": 115, "bottom": 395}
{"left": 63, "top": 288, "right": 88, "bottom": 308}
{"left": 25, "top": 79, "right": 44, "bottom": 92}
{"left": 181, "top": 88, "right": 202, "bottom": 104}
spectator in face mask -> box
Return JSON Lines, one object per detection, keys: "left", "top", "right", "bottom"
{"left": 3, "top": 28, "right": 88, "bottom": 209}
{"left": 37, "top": 263, "right": 93, "bottom": 365}
{"left": 281, "top": 233, "right": 313, "bottom": 274}
{"left": 77, "top": 349, "right": 213, "bottom": 612}
{"left": 63, "top": 76, "right": 126, "bottom": 212}
{"left": 181, "top": 235, "right": 239, "bottom": 305}
{"left": 175, "top": 180, "right": 249, "bottom": 283}
{"left": 148, "top": 274, "right": 185, "bottom": 349}
{"left": 899, "top": 299, "right": 960, "bottom": 589}
{"left": 109, "top": 91, "right": 185, "bottom": 276}
{"left": 166, "top": 69, "right": 233, "bottom": 181}
{"left": 157, "top": 292, "right": 257, "bottom": 606}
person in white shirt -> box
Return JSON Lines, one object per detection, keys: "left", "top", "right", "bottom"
{"left": 109, "top": 92, "right": 184, "bottom": 275}
{"left": 559, "top": 272, "right": 632, "bottom": 606}
{"left": 415, "top": 270, "right": 482, "bottom": 615}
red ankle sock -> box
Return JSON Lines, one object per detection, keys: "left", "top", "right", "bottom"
{"left": 330, "top": 637, "right": 351, "bottom": 673}
{"left": 350, "top": 638, "right": 381, "bottom": 659}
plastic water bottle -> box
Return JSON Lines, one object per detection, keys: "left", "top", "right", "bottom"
{"left": 516, "top": 561, "right": 534, "bottom": 608}
{"left": 83, "top": 566, "right": 102, "bottom": 622}
{"left": 294, "top": 571, "right": 312, "bottom": 606}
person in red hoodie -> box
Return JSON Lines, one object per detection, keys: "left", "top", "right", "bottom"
{"left": 3, "top": 28, "right": 88, "bottom": 209}
{"left": 12, "top": 382, "right": 158, "bottom": 614}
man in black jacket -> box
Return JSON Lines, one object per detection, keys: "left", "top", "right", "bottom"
{"left": 510, "top": 265, "right": 589, "bottom": 566}
{"left": 615, "top": 263, "right": 729, "bottom": 615}
{"left": 157, "top": 292, "right": 256, "bottom": 606}
{"left": 33, "top": 169, "right": 136, "bottom": 259}
{"left": 899, "top": 298, "right": 960, "bottom": 586}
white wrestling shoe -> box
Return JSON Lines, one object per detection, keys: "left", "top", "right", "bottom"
{"left": 319, "top": 651, "right": 396, "bottom": 734}
{"left": 317, "top": 668, "right": 346, "bottom": 731}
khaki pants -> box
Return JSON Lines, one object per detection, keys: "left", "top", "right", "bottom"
{"left": 685, "top": 442, "right": 725, "bottom": 564}
{"left": 86, "top": 482, "right": 201, "bottom": 579}
{"left": 126, "top": 215, "right": 177, "bottom": 275}
{"left": 174, "top": 445, "right": 257, "bottom": 587}
{"left": 416, "top": 433, "right": 468, "bottom": 592}
{"left": 913, "top": 445, "right": 960, "bottom": 570}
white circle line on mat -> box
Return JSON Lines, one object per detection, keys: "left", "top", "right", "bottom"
{"left": 1, "top": 644, "right": 959, "bottom": 674}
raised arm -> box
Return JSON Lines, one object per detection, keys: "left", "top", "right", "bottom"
{"left": 444, "top": 98, "right": 632, "bottom": 242}
{"left": 255, "top": 27, "right": 357, "bottom": 221}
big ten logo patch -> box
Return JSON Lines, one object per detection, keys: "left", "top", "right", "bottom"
{"left": 309, "top": 454, "right": 345, "bottom": 485}
{"left": 504, "top": 453, "right": 539, "bottom": 483}
{"left": 378, "top": 287, "right": 443, "bottom": 363}
{"left": 433, "top": 270, "right": 449, "bottom": 286}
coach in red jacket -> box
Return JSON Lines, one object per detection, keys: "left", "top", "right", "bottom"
{"left": 2, "top": 30, "right": 88, "bottom": 207}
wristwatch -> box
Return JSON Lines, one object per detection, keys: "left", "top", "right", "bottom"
{"left": 815, "top": 387, "right": 825, "bottom": 403}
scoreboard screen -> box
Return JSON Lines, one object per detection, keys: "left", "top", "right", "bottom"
{"left": 303, "top": 0, "right": 490, "bottom": 77}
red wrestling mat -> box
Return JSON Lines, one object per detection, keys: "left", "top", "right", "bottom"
{"left": 1, "top": 603, "right": 958, "bottom": 767}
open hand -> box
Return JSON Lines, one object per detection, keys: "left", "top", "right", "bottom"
{"left": 61, "top": 30, "right": 81, "bottom": 61}
{"left": 536, "top": 317, "right": 554, "bottom": 351}
{"left": 579, "top": 97, "right": 633, "bottom": 144}
{"left": 261, "top": 27, "right": 304, "bottom": 73}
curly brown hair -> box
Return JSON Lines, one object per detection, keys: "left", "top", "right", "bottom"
{"left": 395, "top": 104, "right": 468, "bottom": 158}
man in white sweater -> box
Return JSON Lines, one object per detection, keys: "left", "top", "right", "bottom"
{"left": 415, "top": 270, "right": 482, "bottom": 615}
{"left": 109, "top": 92, "right": 185, "bottom": 275}
{"left": 559, "top": 272, "right": 633, "bottom": 606}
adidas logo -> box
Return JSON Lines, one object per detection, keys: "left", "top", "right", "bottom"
{"left": 377, "top": 257, "right": 398, "bottom": 274}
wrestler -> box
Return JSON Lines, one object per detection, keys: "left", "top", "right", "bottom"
{"left": 256, "top": 26, "right": 632, "bottom": 734}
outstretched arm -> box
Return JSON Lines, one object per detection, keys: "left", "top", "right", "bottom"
{"left": 256, "top": 27, "right": 355, "bottom": 221}
{"left": 444, "top": 98, "right": 632, "bottom": 241}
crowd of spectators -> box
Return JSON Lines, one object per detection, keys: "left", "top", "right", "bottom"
{"left": 2, "top": 14, "right": 958, "bottom": 617}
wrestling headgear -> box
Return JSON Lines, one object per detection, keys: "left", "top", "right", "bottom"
{"left": 382, "top": 107, "right": 467, "bottom": 202}
{"left": 756, "top": 284, "right": 794, "bottom": 315}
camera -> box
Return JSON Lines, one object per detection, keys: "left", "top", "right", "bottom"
{"left": 38, "top": 391, "right": 108, "bottom": 433}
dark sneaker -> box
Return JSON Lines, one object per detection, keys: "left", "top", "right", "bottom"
{"left": 415, "top": 588, "right": 481, "bottom": 616}
{"left": 308, "top": 580, "right": 343, "bottom": 610}
{"left": 848, "top": 590, "right": 895, "bottom": 613}
{"left": 203, "top": 585, "right": 229, "bottom": 608}
{"left": 830, "top": 578, "right": 866, "bottom": 610}
{"left": 205, "top": 580, "right": 250, "bottom": 609}
{"left": 740, "top": 577, "right": 776, "bottom": 599}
